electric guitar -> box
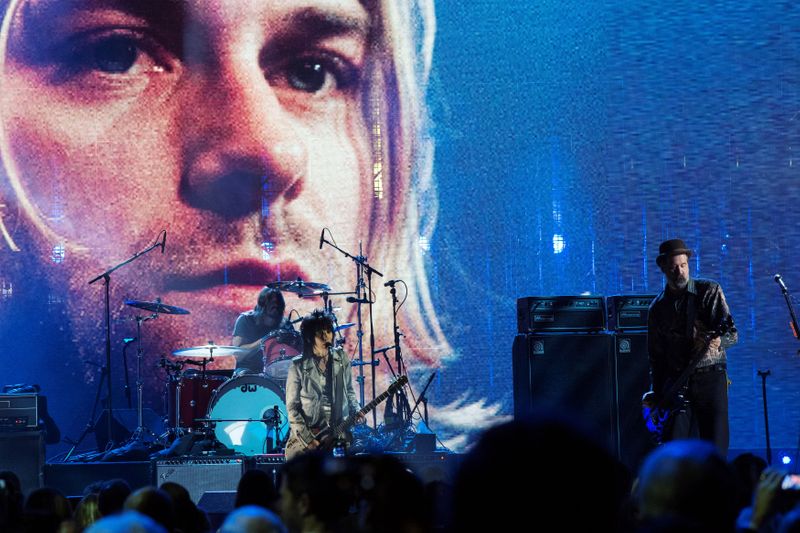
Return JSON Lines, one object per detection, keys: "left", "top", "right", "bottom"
{"left": 284, "top": 375, "right": 408, "bottom": 460}
{"left": 641, "top": 316, "right": 735, "bottom": 445}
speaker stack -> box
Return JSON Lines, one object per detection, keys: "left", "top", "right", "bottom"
{"left": 513, "top": 294, "right": 656, "bottom": 471}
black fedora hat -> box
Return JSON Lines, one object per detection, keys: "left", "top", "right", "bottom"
{"left": 656, "top": 239, "right": 693, "bottom": 267}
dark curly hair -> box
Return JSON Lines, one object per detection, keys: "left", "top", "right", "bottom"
{"left": 300, "top": 309, "right": 334, "bottom": 358}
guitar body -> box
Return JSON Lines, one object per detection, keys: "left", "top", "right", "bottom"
{"left": 284, "top": 424, "right": 351, "bottom": 460}
{"left": 641, "top": 384, "right": 689, "bottom": 445}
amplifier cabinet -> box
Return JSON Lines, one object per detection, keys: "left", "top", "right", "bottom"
{"left": 607, "top": 295, "right": 656, "bottom": 331}
{"left": 0, "top": 431, "right": 44, "bottom": 495}
{"left": 517, "top": 296, "right": 606, "bottom": 333}
{"left": 153, "top": 456, "right": 246, "bottom": 503}
{"left": 512, "top": 332, "right": 616, "bottom": 452}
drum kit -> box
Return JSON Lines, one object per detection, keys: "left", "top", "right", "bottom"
{"left": 112, "top": 279, "right": 355, "bottom": 457}
{"left": 69, "top": 228, "right": 418, "bottom": 460}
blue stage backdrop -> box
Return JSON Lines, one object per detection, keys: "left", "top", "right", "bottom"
{"left": 0, "top": 0, "right": 798, "bottom": 459}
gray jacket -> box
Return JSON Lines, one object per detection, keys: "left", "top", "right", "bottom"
{"left": 284, "top": 347, "right": 361, "bottom": 446}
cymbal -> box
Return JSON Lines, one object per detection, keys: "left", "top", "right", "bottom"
{"left": 125, "top": 299, "right": 190, "bottom": 315}
{"left": 171, "top": 344, "right": 246, "bottom": 359}
{"left": 335, "top": 322, "right": 355, "bottom": 332}
{"left": 267, "top": 279, "right": 331, "bottom": 296}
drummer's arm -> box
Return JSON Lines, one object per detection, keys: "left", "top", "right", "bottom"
{"left": 231, "top": 335, "right": 263, "bottom": 355}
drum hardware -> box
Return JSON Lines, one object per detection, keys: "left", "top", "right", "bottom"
{"left": 125, "top": 312, "right": 159, "bottom": 446}
{"left": 171, "top": 344, "right": 247, "bottom": 359}
{"left": 125, "top": 298, "right": 190, "bottom": 315}
{"left": 320, "top": 227, "right": 384, "bottom": 425}
{"left": 268, "top": 279, "right": 331, "bottom": 297}
{"left": 335, "top": 322, "right": 355, "bottom": 332}
{"left": 85, "top": 229, "right": 167, "bottom": 450}
{"left": 119, "top": 296, "right": 188, "bottom": 450}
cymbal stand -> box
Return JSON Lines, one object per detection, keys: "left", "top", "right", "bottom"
{"left": 319, "top": 229, "right": 384, "bottom": 425}
{"left": 87, "top": 230, "right": 166, "bottom": 447}
{"left": 157, "top": 356, "right": 184, "bottom": 436}
{"left": 127, "top": 312, "right": 158, "bottom": 444}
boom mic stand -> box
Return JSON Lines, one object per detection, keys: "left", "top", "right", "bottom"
{"left": 386, "top": 280, "right": 412, "bottom": 424}
{"left": 774, "top": 274, "right": 800, "bottom": 465}
{"left": 319, "top": 229, "right": 383, "bottom": 425}
{"left": 87, "top": 230, "right": 166, "bottom": 449}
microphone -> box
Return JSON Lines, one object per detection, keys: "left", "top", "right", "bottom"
{"left": 346, "top": 296, "right": 371, "bottom": 304}
{"left": 373, "top": 345, "right": 396, "bottom": 355}
{"left": 383, "top": 279, "right": 400, "bottom": 287}
{"left": 160, "top": 230, "right": 167, "bottom": 253}
{"left": 775, "top": 274, "right": 789, "bottom": 292}
{"left": 319, "top": 229, "right": 325, "bottom": 250}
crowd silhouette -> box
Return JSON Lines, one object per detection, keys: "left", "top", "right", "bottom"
{"left": 1, "top": 411, "right": 797, "bottom": 532}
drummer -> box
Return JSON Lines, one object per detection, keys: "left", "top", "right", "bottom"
{"left": 231, "top": 287, "right": 294, "bottom": 376}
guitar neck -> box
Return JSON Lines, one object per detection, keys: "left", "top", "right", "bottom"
{"left": 331, "top": 377, "right": 407, "bottom": 435}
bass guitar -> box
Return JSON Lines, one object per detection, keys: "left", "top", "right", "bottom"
{"left": 641, "top": 316, "right": 734, "bottom": 445}
{"left": 284, "top": 375, "right": 408, "bottom": 460}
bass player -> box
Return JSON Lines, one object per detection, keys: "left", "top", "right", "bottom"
{"left": 644, "top": 239, "right": 738, "bottom": 456}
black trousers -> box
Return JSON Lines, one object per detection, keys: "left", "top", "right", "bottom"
{"left": 666, "top": 365, "right": 729, "bottom": 458}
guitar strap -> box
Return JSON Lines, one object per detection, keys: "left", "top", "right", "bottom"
{"left": 685, "top": 290, "right": 697, "bottom": 346}
{"left": 330, "top": 350, "right": 344, "bottom": 425}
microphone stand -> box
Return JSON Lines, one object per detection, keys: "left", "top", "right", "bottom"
{"left": 776, "top": 275, "right": 800, "bottom": 342}
{"left": 387, "top": 281, "right": 412, "bottom": 424}
{"left": 757, "top": 369, "right": 772, "bottom": 465}
{"left": 320, "top": 232, "right": 383, "bottom": 425}
{"left": 122, "top": 340, "right": 134, "bottom": 408}
{"left": 87, "top": 230, "right": 165, "bottom": 448}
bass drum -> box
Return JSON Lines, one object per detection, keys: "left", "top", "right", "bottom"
{"left": 206, "top": 375, "right": 289, "bottom": 455}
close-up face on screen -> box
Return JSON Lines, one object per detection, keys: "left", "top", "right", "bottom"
{"left": 0, "top": 0, "right": 799, "bottom": 466}
{"left": 1, "top": 0, "right": 371, "bottom": 342}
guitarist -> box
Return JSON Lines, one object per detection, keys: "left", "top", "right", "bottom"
{"left": 646, "top": 239, "right": 738, "bottom": 456}
{"left": 285, "top": 310, "right": 364, "bottom": 457}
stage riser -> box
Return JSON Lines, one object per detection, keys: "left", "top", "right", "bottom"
{"left": 42, "top": 452, "right": 459, "bottom": 501}
{"left": 43, "top": 462, "right": 153, "bottom": 498}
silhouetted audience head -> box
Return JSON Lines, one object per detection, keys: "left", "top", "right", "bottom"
{"left": 636, "top": 439, "right": 738, "bottom": 533}
{"left": 0, "top": 470, "right": 24, "bottom": 531}
{"left": 730, "top": 452, "right": 768, "bottom": 513}
{"left": 220, "top": 505, "right": 287, "bottom": 533}
{"left": 451, "top": 411, "right": 632, "bottom": 532}
{"left": 235, "top": 469, "right": 280, "bottom": 512}
{"left": 347, "top": 454, "right": 430, "bottom": 533}
{"left": 159, "top": 481, "right": 210, "bottom": 533}
{"left": 280, "top": 451, "right": 355, "bottom": 533}
{"left": 124, "top": 487, "right": 175, "bottom": 533}
{"left": 85, "top": 510, "right": 168, "bottom": 533}
{"left": 97, "top": 479, "right": 131, "bottom": 517}
{"left": 23, "top": 486, "right": 72, "bottom": 533}
{"left": 74, "top": 493, "right": 102, "bottom": 531}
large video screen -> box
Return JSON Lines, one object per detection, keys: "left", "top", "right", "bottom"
{"left": 1, "top": 0, "right": 798, "bottom": 457}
